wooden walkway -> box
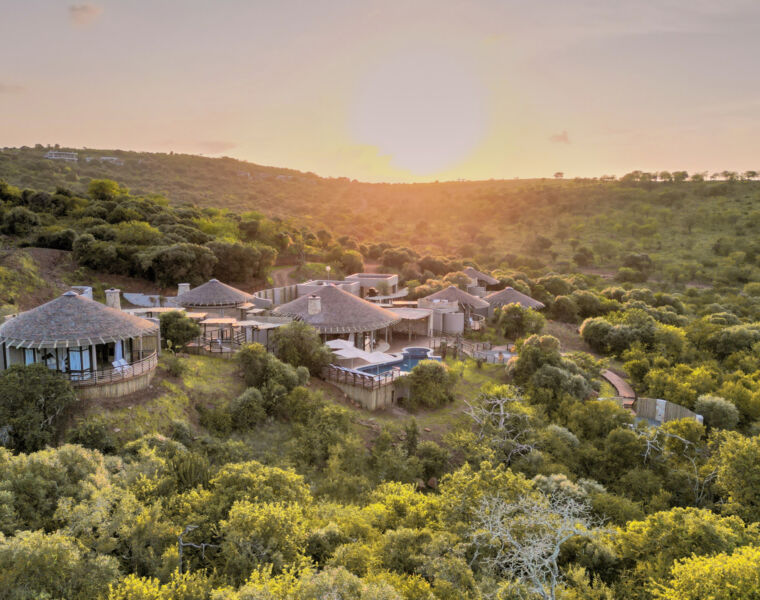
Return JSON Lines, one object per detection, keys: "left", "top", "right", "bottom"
{"left": 602, "top": 369, "right": 635, "bottom": 399}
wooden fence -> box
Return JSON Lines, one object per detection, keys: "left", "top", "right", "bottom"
{"left": 634, "top": 397, "right": 701, "bottom": 424}
{"left": 186, "top": 332, "right": 246, "bottom": 358}
{"left": 430, "top": 336, "right": 490, "bottom": 358}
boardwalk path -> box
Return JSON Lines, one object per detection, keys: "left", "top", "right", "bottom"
{"left": 602, "top": 369, "right": 635, "bottom": 399}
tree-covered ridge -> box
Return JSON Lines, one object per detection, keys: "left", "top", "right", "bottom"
{"left": 3, "top": 146, "right": 760, "bottom": 289}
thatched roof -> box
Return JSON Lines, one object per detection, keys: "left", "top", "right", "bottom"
{"left": 485, "top": 287, "right": 546, "bottom": 310}
{"left": 421, "top": 286, "right": 490, "bottom": 309}
{"left": 273, "top": 284, "right": 401, "bottom": 334}
{"left": 463, "top": 266, "right": 499, "bottom": 286}
{"left": 176, "top": 279, "right": 251, "bottom": 307}
{"left": 0, "top": 292, "right": 159, "bottom": 349}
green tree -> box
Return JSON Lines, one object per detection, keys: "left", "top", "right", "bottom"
{"left": 88, "top": 179, "right": 126, "bottom": 200}
{"left": 220, "top": 501, "right": 307, "bottom": 582}
{"left": 0, "top": 530, "right": 120, "bottom": 600}
{"left": 0, "top": 364, "right": 76, "bottom": 452}
{"left": 495, "top": 303, "right": 546, "bottom": 339}
{"left": 271, "top": 321, "right": 333, "bottom": 375}
{"left": 138, "top": 243, "right": 217, "bottom": 286}
{"left": 159, "top": 311, "right": 201, "bottom": 349}
{"left": 401, "top": 360, "right": 456, "bottom": 410}
{"left": 654, "top": 544, "right": 760, "bottom": 600}
{"left": 616, "top": 507, "right": 760, "bottom": 597}
{"left": 694, "top": 394, "right": 739, "bottom": 431}
{"left": 2, "top": 206, "right": 40, "bottom": 235}
{"left": 715, "top": 433, "right": 760, "bottom": 522}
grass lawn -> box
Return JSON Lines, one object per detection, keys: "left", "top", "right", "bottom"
{"left": 544, "top": 320, "right": 594, "bottom": 353}
{"left": 77, "top": 354, "right": 245, "bottom": 442}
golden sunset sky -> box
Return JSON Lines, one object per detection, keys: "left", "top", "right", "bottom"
{"left": 2, "top": 1, "right": 760, "bottom": 182}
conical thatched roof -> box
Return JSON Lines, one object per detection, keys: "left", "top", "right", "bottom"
{"left": 273, "top": 285, "right": 401, "bottom": 334}
{"left": 176, "top": 279, "right": 251, "bottom": 307}
{"left": 462, "top": 266, "right": 499, "bottom": 286}
{"left": 485, "top": 287, "right": 545, "bottom": 310}
{"left": 422, "top": 286, "right": 489, "bottom": 309}
{"left": 0, "top": 292, "right": 159, "bottom": 349}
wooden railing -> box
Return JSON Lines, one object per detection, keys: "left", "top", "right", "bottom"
{"left": 188, "top": 332, "right": 247, "bottom": 356}
{"left": 430, "top": 336, "right": 490, "bottom": 357}
{"left": 322, "top": 364, "right": 403, "bottom": 390}
{"left": 68, "top": 352, "right": 158, "bottom": 387}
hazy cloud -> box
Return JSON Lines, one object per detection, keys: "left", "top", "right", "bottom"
{"left": 549, "top": 131, "right": 570, "bottom": 144}
{"left": 0, "top": 83, "right": 25, "bottom": 94}
{"left": 69, "top": 3, "right": 103, "bottom": 26}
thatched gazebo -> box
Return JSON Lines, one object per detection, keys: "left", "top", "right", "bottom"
{"left": 462, "top": 266, "right": 499, "bottom": 287}
{"left": 419, "top": 285, "right": 490, "bottom": 316}
{"left": 273, "top": 284, "right": 400, "bottom": 351}
{"left": 485, "top": 287, "right": 546, "bottom": 317}
{"left": 175, "top": 279, "right": 253, "bottom": 318}
{"left": 0, "top": 291, "right": 160, "bottom": 398}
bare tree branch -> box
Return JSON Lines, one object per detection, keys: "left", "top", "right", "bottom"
{"left": 464, "top": 390, "right": 537, "bottom": 464}
{"left": 471, "top": 491, "right": 607, "bottom": 600}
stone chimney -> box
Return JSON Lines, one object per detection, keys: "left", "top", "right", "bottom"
{"left": 178, "top": 283, "right": 190, "bottom": 296}
{"left": 105, "top": 288, "right": 121, "bottom": 310}
{"left": 307, "top": 294, "right": 321, "bottom": 315}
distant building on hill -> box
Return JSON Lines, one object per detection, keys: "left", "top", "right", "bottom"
{"left": 44, "top": 150, "right": 78, "bottom": 162}
{"left": 84, "top": 156, "right": 124, "bottom": 166}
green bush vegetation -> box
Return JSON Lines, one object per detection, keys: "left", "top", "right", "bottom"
{"left": 2, "top": 159, "right": 760, "bottom": 597}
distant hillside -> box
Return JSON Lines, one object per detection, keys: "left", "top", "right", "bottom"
{"left": 2, "top": 146, "right": 760, "bottom": 290}
{"left": 0, "top": 145, "right": 546, "bottom": 249}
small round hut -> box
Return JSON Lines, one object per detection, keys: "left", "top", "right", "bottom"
{"left": 175, "top": 279, "right": 253, "bottom": 318}
{"left": 419, "top": 285, "right": 490, "bottom": 316}
{"left": 484, "top": 287, "right": 545, "bottom": 318}
{"left": 0, "top": 291, "right": 160, "bottom": 398}
{"left": 273, "top": 284, "right": 400, "bottom": 351}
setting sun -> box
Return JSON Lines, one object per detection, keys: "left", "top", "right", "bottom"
{"left": 350, "top": 47, "right": 487, "bottom": 174}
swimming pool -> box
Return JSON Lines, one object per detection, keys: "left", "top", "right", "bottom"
{"left": 356, "top": 347, "right": 441, "bottom": 376}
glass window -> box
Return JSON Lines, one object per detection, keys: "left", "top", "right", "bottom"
{"left": 81, "top": 347, "right": 91, "bottom": 371}
{"left": 69, "top": 348, "right": 82, "bottom": 371}
{"left": 42, "top": 350, "right": 56, "bottom": 371}
{"left": 57, "top": 348, "right": 68, "bottom": 372}
{"left": 24, "top": 349, "right": 35, "bottom": 365}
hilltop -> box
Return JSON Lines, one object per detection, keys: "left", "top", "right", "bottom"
{"left": 3, "top": 146, "right": 760, "bottom": 290}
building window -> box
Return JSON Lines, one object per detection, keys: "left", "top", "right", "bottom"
{"left": 68, "top": 346, "right": 91, "bottom": 372}
{"left": 24, "top": 349, "right": 36, "bottom": 365}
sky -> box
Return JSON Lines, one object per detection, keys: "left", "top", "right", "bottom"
{"left": 2, "top": 0, "right": 760, "bottom": 182}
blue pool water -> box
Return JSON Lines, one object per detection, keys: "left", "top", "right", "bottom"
{"left": 357, "top": 347, "right": 441, "bottom": 376}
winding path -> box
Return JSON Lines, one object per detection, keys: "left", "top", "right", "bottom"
{"left": 271, "top": 265, "right": 297, "bottom": 287}
{"left": 602, "top": 369, "right": 635, "bottom": 399}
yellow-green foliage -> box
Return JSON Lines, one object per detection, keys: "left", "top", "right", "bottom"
{"left": 0, "top": 251, "right": 46, "bottom": 312}
{"left": 91, "top": 356, "right": 244, "bottom": 441}
{"left": 181, "top": 355, "right": 245, "bottom": 402}
{"left": 654, "top": 545, "right": 760, "bottom": 600}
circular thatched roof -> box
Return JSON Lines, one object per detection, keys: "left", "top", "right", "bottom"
{"left": 0, "top": 292, "right": 159, "bottom": 349}
{"left": 273, "top": 284, "right": 401, "bottom": 334}
{"left": 485, "top": 287, "right": 546, "bottom": 310}
{"left": 462, "top": 266, "right": 499, "bottom": 286}
{"left": 421, "top": 285, "right": 490, "bottom": 309}
{"left": 176, "top": 279, "right": 251, "bottom": 307}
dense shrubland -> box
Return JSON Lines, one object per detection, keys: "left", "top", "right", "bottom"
{"left": 2, "top": 157, "right": 760, "bottom": 597}
{"left": 5, "top": 260, "right": 760, "bottom": 598}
